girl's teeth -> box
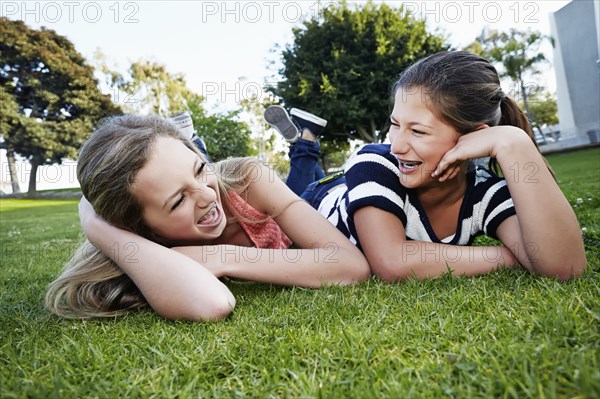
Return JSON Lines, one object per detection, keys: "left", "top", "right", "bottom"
{"left": 199, "top": 205, "right": 217, "bottom": 224}
{"left": 401, "top": 161, "right": 420, "bottom": 169}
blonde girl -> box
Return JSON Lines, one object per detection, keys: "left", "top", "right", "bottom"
{"left": 46, "top": 115, "right": 370, "bottom": 321}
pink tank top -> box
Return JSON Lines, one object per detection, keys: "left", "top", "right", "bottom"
{"left": 228, "top": 191, "right": 292, "bottom": 249}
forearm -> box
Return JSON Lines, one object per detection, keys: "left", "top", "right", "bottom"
{"left": 174, "top": 244, "right": 370, "bottom": 287}
{"left": 84, "top": 219, "right": 235, "bottom": 321}
{"left": 370, "top": 241, "right": 516, "bottom": 282}
{"left": 495, "top": 131, "right": 586, "bottom": 277}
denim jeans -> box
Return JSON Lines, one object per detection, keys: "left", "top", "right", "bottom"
{"left": 286, "top": 138, "right": 345, "bottom": 210}
{"left": 191, "top": 135, "right": 210, "bottom": 162}
{"left": 285, "top": 138, "right": 326, "bottom": 196}
{"left": 300, "top": 172, "right": 346, "bottom": 210}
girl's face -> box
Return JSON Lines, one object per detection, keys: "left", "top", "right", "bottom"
{"left": 388, "top": 87, "right": 462, "bottom": 190}
{"left": 131, "top": 136, "right": 227, "bottom": 243}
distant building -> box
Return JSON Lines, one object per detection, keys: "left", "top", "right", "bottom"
{"left": 549, "top": 0, "right": 600, "bottom": 150}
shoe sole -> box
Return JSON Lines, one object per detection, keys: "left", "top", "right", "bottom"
{"left": 290, "top": 108, "right": 328, "bottom": 127}
{"left": 264, "top": 106, "right": 298, "bottom": 142}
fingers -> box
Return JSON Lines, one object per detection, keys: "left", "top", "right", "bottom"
{"left": 432, "top": 150, "right": 459, "bottom": 181}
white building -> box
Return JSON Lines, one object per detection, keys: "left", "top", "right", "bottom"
{"left": 549, "top": 0, "right": 600, "bottom": 150}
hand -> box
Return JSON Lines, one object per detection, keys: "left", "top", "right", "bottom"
{"left": 432, "top": 126, "right": 527, "bottom": 182}
{"left": 78, "top": 197, "right": 108, "bottom": 237}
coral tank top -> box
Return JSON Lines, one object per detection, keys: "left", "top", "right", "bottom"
{"left": 228, "top": 191, "right": 292, "bottom": 249}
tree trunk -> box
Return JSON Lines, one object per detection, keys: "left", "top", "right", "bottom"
{"left": 27, "top": 155, "right": 42, "bottom": 196}
{"left": 6, "top": 148, "right": 21, "bottom": 193}
{"left": 519, "top": 70, "right": 532, "bottom": 122}
{"left": 536, "top": 125, "right": 547, "bottom": 144}
{"left": 356, "top": 126, "right": 375, "bottom": 143}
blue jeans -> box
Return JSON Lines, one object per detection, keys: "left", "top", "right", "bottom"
{"left": 191, "top": 136, "right": 210, "bottom": 162}
{"left": 300, "top": 172, "right": 346, "bottom": 209}
{"left": 286, "top": 138, "right": 326, "bottom": 196}
{"left": 286, "top": 138, "right": 345, "bottom": 210}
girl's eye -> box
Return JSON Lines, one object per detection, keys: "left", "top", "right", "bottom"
{"left": 171, "top": 195, "right": 185, "bottom": 211}
{"left": 195, "top": 162, "right": 206, "bottom": 179}
{"left": 412, "top": 129, "right": 425, "bottom": 136}
{"left": 390, "top": 121, "right": 400, "bottom": 128}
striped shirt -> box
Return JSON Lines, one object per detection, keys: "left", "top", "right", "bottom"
{"left": 317, "top": 144, "right": 516, "bottom": 249}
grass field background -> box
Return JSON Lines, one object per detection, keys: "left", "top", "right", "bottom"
{"left": 1, "top": 148, "right": 598, "bottom": 398}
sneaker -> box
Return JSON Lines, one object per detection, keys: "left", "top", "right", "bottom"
{"left": 264, "top": 105, "right": 299, "bottom": 143}
{"left": 168, "top": 111, "right": 195, "bottom": 140}
{"left": 290, "top": 108, "right": 328, "bottom": 137}
{"left": 169, "top": 111, "right": 210, "bottom": 160}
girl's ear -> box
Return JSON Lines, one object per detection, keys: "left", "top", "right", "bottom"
{"left": 474, "top": 124, "right": 490, "bottom": 131}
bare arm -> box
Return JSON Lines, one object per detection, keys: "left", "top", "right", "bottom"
{"left": 79, "top": 199, "right": 236, "bottom": 322}
{"left": 355, "top": 206, "right": 517, "bottom": 282}
{"left": 435, "top": 126, "right": 586, "bottom": 280}
{"left": 177, "top": 163, "right": 370, "bottom": 287}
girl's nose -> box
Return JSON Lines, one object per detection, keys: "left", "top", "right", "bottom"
{"left": 390, "top": 131, "right": 409, "bottom": 155}
{"left": 190, "top": 185, "right": 215, "bottom": 209}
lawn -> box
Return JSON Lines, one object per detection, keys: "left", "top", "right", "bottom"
{"left": 1, "top": 148, "right": 598, "bottom": 398}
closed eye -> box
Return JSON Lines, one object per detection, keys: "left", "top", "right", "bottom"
{"left": 171, "top": 195, "right": 185, "bottom": 211}
{"left": 170, "top": 160, "right": 206, "bottom": 211}
{"left": 195, "top": 162, "right": 206, "bottom": 179}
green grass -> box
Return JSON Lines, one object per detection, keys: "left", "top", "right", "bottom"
{"left": 1, "top": 149, "right": 599, "bottom": 398}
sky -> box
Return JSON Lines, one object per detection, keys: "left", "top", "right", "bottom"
{"left": 1, "top": 0, "right": 573, "bottom": 190}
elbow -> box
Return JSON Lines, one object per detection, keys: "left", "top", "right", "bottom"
{"left": 369, "top": 256, "right": 414, "bottom": 283}
{"left": 198, "top": 293, "right": 236, "bottom": 322}
{"left": 349, "top": 257, "right": 372, "bottom": 284}
{"left": 338, "top": 262, "right": 371, "bottom": 285}
{"left": 534, "top": 256, "right": 587, "bottom": 281}
{"left": 159, "top": 292, "right": 236, "bottom": 322}
{"left": 328, "top": 249, "right": 371, "bottom": 285}
{"left": 553, "top": 262, "right": 586, "bottom": 282}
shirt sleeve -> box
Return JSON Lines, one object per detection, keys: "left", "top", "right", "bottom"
{"left": 478, "top": 174, "right": 517, "bottom": 240}
{"left": 343, "top": 144, "right": 408, "bottom": 226}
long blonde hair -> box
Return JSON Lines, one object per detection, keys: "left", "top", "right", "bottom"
{"left": 45, "top": 114, "right": 260, "bottom": 318}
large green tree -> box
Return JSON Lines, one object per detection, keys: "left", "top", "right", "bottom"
{"left": 466, "top": 28, "right": 549, "bottom": 125}
{"left": 0, "top": 18, "right": 120, "bottom": 194}
{"left": 271, "top": 0, "right": 448, "bottom": 143}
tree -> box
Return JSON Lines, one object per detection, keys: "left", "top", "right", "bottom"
{"left": 270, "top": 0, "right": 448, "bottom": 144}
{"left": 0, "top": 18, "right": 120, "bottom": 194}
{"left": 121, "top": 60, "right": 192, "bottom": 117}
{"left": 95, "top": 55, "right": 256, "bottom": 161}
{"left": 526, "top": 92, "right": 558, "bottom": 128}
{"left": 521, "top": 91, "right": 559, "bottom": 143}
{"left": 466, "top": 28, "right": 550, "bottom": 125}
{"left": 186, "top": 94, "right": 256, "bottom": 161}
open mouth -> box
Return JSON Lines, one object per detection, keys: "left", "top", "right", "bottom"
{"left": 399, "top": 160, "right": 422, "bottom": 170}
{"left": 197, "top": 202, "right": 221, "bottom": 226}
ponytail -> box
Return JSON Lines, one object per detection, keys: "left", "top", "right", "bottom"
{"left": 45, "top": 240, "right": 148, "bottom": 319}
{"left": 488, "top": 96, "right": 555, "bottom": 178}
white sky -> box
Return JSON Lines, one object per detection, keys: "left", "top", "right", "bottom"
{"left": 1, "top": 0, "right": 573, "bottom": 190}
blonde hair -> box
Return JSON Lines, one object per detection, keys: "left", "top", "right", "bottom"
{"left": 46, "top": 114, "right": 262, "bottom": 318}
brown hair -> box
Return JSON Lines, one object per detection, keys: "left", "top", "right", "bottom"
{"left": 392, "top": 51, "right": 551, "bottom": 176}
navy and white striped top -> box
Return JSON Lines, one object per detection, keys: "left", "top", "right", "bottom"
{"left": 317, "top": 144, "right": 516, "bottom": 249}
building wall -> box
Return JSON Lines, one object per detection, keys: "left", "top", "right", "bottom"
{"left": 551, "top": 0, "right": 600, "bottom": 145}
